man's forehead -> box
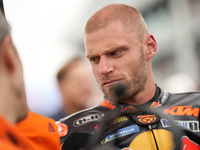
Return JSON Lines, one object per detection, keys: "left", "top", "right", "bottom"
{"left": 85, "top": 21, "right": 127, "bottom": 36}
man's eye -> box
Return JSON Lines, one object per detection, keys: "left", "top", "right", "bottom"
{"left": 90, "top": 57, "right": 100, "bottom": 64}
{"left": 110, "top": 50, "right": 122, "bottom": 57}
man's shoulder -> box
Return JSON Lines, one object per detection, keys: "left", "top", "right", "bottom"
{"left": 169, "top": 91, "right": 200, "bottom": 98}
{"left": 56, "top": 104, "right": 107, "bottom": 144}
{"left": 167, "top": 91, "right": 200, "bottom": 105}
{"left": 59, "top": 104, "right": 105, "bottom": 124}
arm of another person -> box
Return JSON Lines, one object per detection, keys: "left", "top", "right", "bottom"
{"left": 16, "top": 111, "right": 61, "bottom": 150}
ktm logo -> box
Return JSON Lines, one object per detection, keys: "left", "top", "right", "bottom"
{"left": 137, "top": 115, "right": 157, "bottom": 124}
{"left": 163, "top": 106, "right": 200, "bottom": 117}
{"left": 100, "top": 99, "right": 116, "bottom": 110}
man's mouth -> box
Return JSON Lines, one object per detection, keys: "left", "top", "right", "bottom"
{"left": 102, "top": 79, "right": 122, "bottom": 87}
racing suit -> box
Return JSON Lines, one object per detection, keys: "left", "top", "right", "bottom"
{"left": 57, "top": 86, "right": 200, "bottom": 150}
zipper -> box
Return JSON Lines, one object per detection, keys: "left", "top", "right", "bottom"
{"left": 148, "top": 125, "right": 159, "bottom": 150}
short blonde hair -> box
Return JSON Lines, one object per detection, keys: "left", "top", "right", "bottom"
{"left": 85, "top": 3, "right": 148, "bottom": 39}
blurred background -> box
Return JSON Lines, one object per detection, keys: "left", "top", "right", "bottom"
{"left": 3, "top": 0, "right": 200, "bottom": 118}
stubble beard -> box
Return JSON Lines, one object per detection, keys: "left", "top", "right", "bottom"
{"left": 101, "top": 48, "right": 147, "bottom": 102}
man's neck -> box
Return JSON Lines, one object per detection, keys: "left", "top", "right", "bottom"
{"left": 0, "top": 110, "right": 16, "bottom": 125}
{"left": 121, "top": 83, "right": 157, "bottom": 106}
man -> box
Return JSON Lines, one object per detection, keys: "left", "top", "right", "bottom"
{"left": 0, "top": 13, "right": 60, "bottom": 150}
{"left": 51, "top": 56, "right": 101, "bottom": 120}
{"left": 0, "top": 12, "right": 32, "bottom": 149}
{"left": 57, "top": 4, "right": 200, "bottom": 150}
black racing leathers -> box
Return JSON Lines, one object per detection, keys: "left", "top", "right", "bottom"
{"left": 57, "top": 87, "right": 200, "bottom": 150}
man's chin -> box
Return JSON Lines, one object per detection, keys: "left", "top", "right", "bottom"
{"left": 104, "top": 85, "right": 126, "bottom": 101}
{"left": 104, "top": 93, "right": 120, "bottom": 102}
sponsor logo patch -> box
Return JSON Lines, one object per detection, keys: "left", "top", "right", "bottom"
{"left": 73, "top": 113, "right": 105, "bottom": 127}
{"left": 113, "top": 116, "right": 128, "bottom": 125}
{"left": 161, "top": 119, "right": 199, "bottom": 132}
{"left": 121, "top": 106, "right": 137, "bottom": 113}
{"left": 48, "top": 122, "right": 55, "bottom": 132}
{"left": 94, "top": 124, "right": 101, "bottom": 133}
{"left": 94, "top": 116, "right": 128, "bottom": 133}
{"left": 150, "top": 101, "right": 161, "bottom": 109}
{"left": 101, "top": 125, "right": 139, "bottom": 144}
{"left": 163, "top": 106, "right": 200, "bottom": 117}
{"left": 100, "top": 100, "right": 116, "bottom": 110}
{"left": 181, "top": 136, "right": 200, "bottom": 150}
{"left": 56, "top": 122, "right": 68, "bottom": 137}
{"left": 137, "top": 114, "right": 157, "bottom": 124}
{"left": 132, "top": 112, "right": 160, "bottom": 126}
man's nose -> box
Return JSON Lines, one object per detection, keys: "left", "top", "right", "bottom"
{"left": 98, "top": 57, "right": 113, "bottom": 75}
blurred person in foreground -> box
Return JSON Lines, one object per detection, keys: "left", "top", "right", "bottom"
{"left": 57, "top": 3, "right": 200, "bottom": 150}
{"left": 51, "top": 56, "right": 101, "bottom": 120}
{"left": 0, "top": 13, "right": 60, "bottom": 150}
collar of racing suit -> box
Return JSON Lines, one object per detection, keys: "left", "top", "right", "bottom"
{"left": 101, "top": 85, "right": 169, "bottom": 113}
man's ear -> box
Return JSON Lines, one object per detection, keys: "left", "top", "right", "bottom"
{"left": 145, "top": 34, "right": 158, "bottom": 60}
{"left": 0, "top": 35, "right": 16, "bottom": 73}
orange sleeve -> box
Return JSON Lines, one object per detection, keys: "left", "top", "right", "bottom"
{"left": 0, "top": 140, "right": 25, "bottom": 150}
{"left": 0, "top": 115, "right": 33, "bottom": 150}
{"left": 16, "top": 111, "right": 61, "bottom": 150}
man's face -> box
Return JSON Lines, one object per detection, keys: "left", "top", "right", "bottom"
{"left": 85, "top": 22, "right": 148, "bottom": 102}
{"left": 12, "top": 45, "right": 28, "bottom": 122}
